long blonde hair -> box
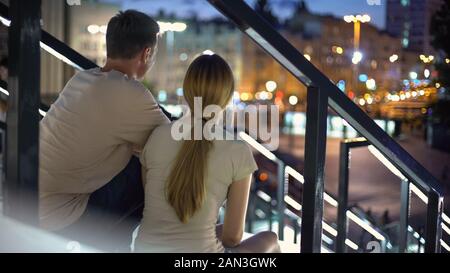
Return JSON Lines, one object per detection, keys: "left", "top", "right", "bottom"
{"left": 166, "top": 54, "right": 234, "bottom": 223}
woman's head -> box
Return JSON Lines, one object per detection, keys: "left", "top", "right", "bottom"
{"left": 166, "top": 54, "right": 233, "bottom": 223}
{"left": 183, "top": 54, "right": 234, "bottom": 113}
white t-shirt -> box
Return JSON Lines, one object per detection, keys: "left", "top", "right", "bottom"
{"left": 39, "top": 68, "right": 169, "bottom": 231}
{"left": 135, "top": 123, "right": 258, "bottom": 253}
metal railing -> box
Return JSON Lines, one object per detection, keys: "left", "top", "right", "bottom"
{"left": 239, "top": 131, "right": 390, "bottom": 252}
{"left": 336, "top": 138, "right": 450, "bottom": 252}
{"left": 0, "top": 0, "right": 445, "bottom": 253}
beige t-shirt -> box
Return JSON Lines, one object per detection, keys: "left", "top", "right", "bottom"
{"left": 39, "top": 68, "right": 169, "bottom": 231}
{"left": 135, "top": 123, "right": 258, "bottom": 253}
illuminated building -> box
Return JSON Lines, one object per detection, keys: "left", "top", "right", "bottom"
{"left": 386, "top": 0, "right": 443, "bottom": 53}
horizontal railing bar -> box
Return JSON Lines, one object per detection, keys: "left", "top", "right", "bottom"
{"left": 254, "top": 190, "right": 355, "bottom": 251}
{"left": 241, "top": 131, "right": 383, "bottom": 250}
{"left": 0, "top": 7, "right": 97, "bottom": 71}
{"left": 241, "top": 131, "right": 389, "bottom": 243}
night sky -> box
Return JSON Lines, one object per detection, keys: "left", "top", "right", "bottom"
{"left": 100, "top": 0, "right": 387, "bottom": 30}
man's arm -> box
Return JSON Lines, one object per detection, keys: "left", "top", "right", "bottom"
{"left": 115, "top": 85, "right": 170, "bottom": 149}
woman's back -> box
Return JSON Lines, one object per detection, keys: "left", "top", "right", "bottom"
{"left": 135, "top": 123, "right": 257, "bottom": 252}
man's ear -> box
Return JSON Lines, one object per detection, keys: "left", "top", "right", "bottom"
{"left": 143, "top": 47, "right": 152, "bottom": 63}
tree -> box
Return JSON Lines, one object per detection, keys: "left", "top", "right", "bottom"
{"left": 430, "top": 0, "right": 450, "bottom": 92}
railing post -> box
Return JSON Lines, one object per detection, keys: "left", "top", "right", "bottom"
{"left": 276, "top": 161, "right": 286, "bottom": 240}
{"left": 4, "top": 0, "right": 41, "bottom": 225}
{"left": 398, "top": 179, "right": 410, "bottom": 253}
{"left": 424, "top": 191, "right": 443, "bottom": 253}
{"left": 300, "top": 86, "right": 328, "bottom": 253}
{"left": 336, "top": 142, "right": 350, "bottom": 253}
{"left": 293, "top": 218, "right": 299, "bottom": 244}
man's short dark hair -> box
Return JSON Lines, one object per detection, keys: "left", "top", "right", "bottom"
{"left": 106, "top": 10, "right": 159, "bottom": 59}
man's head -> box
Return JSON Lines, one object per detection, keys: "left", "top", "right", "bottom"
{"left": 106, "top": 10, "right": 159, "bottom": 79}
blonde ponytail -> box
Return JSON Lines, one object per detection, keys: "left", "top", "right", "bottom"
{"left": 166, "top": 54, "right": 234, "bottom": 223}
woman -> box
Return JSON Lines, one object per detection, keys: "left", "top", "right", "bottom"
{"left": 135, "top": 54, "right": 280, "bottom": 253}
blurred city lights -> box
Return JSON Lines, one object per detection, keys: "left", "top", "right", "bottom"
{"left": 87, "top": 24, "right": 100, "bottom": 34}
{"left": 259, "top": 91, "right": 269, "bottom": 100}
{"left": 176, "top": 88, "right": 183, "bottom": 97}
{"left": 409, "top": 71, "right": 418, "bottom": 80}
{"left": 358, "top": 74, "right": 368, "bottom": 82}
{"left": 202, "top": 49, "right": 215, "bottom": 55}
{"left": 265, "top": 80, "right": 277, "bottom": 92}
{"left": 337, "top": 80, "right": 346, "bottom": 92}
{"left": 352, "top": 51, "right": 363, "bottom": 64}
{"left": 419, "top": 54, "right": 434, "bottom": 63}
{"left": 99, "top": 25, "right": 107, "bottom": 34}
{"left": 158, "top": 21, "right": 187, "bottom": 33}
{"left": 179, "top": 53, "right": 188, "bottom": 61}
{"left": 366, "top": 78, "right": 376, "bottom": 90}
{"left": 172, "top": 22, "right": 187, "bottom": 32}
{"left": 423, "top": 69, "right": 430, "bottom": 78}
{"left": 389, "top": 54, "right": 399, "bottom": 63}
{"left": 343, "top": 14, "right": 371, "bottom": 23}
{"left": 158, "top": 90, "right": 167, "bottom": 102}
{"left": 332, "top": 46, "right": 344, "bottom": 54}
{"left": 391, "top": 94, "right": 400, "bottom": 102}
{"left": 288, "top": 95, "right": 298, "bottom": 106}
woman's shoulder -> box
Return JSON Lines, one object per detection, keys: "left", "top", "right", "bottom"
{"left": 147, "top": 123, "right": 174, "bottom": 144}
{"left": 214, "top": 139, "right": 253, "bottom": 156}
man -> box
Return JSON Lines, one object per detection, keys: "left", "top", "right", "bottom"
{"left": 39, "top": 10, "right": 169, "bottom": 252}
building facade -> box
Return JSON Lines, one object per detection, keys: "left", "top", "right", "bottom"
{"left": 386, "top": 0, "right": 443, "bottom": 53}
{"left": 145, "top": 17, "right": 243, "bottom": 103}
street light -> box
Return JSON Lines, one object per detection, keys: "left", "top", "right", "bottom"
{"left": 157, "top": 21, "right": 187, "bottom": 33}
{"left": 343, "top": 14, "right": 371, "bottom": 51}
{"left": 266, "top": 80, "right": 277, "bottom": 92}
{"left": 343, "top": 14, "right": 370, "bottom": 139}
{"left": 288, "top": 95, "right": 298, "bottom": 106}
{"left": 343, "top": 13, "right": 371, "bottom": 90}
{"left": 409, "top": 71, "right": 418, "bottom": 80}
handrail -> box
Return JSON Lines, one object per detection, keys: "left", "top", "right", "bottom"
{"left": 239, "top": 131, "right": 389, "bottom": 252}
{"left": 0, "top": 2, "right": 97, "bottom": 71}
{"left": 0, "top": 2, "right": 174, "bottom": 120}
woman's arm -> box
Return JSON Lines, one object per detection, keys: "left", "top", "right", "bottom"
{"left": 220, "top": 175, "right": 252, "bottom": 248}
